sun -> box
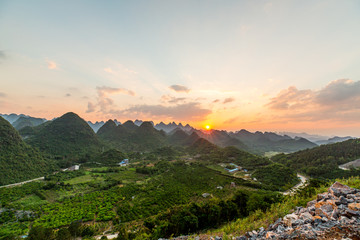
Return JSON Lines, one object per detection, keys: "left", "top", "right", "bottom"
{"left": 205, "top": 125, "right": 211, "bottom": 130}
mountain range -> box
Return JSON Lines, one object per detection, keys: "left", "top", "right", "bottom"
{"left": 1, "top": 112, "right": 357, "bottom": 156}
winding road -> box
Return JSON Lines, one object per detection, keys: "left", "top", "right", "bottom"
{"left": 0, "top": 177, "right": 45, "bottom": 189}
{"left": 283, "top": 174, "right": 308, "bottom": 196}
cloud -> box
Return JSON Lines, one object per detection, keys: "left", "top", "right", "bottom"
{"left": 213, "top": 99, "right": 220, "bottom": 103}
{"left": 104, "top": 65, "right": 137, "bottom": 75}
{"left": 169, "top": 85, "right": 190, "bottom": 93}
{"left": 97, "top": 86, "right": 135, "bottom": 97}
{"left": 223, "top": 116, "right": 239, "bottom": 124}
{"left": 118, "top": 102, "right": 211, "bottom": 121}
{"left": 266, "top": 79, "right": 360, "bottom": 122}
{"left": 267, "top": 86, "right": 313, "bottom": 110}
{"left": 86, "top": 86, "right": 136, "bottom": 114}
{"left": 46, "top": 59, "right": 58, "bottom": 70}
{"left": 65, "top": 93, "right": 71, "bottom": 97}
{"left": 0, "top": 92, "right": 6, "bottom": 98}
{"left": 316, "top": 79, "right": 360, "bottom": 104}
{"left": 223, "top": 97, "right": 235, "bottom": 104}
{"left": 160, "top": 95, "right": 187, "bottom": 104}
{"left": 86, "top": 102, "right": 96, "bottom": 113}
{"left": 0, "top": 51, "right": 6, "bottom": 59}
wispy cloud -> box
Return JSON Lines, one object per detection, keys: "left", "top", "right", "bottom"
{"left": 97, "top": 86, "right": 135, "bottom": 97}
{"left": 169, "top": 84, "right": 190, "bottom": 93}
{"left": 160, "top": 95, "right": 187, "bottom": 104}
{"left": 0, "top": 92, "right": 7, "bottom": 98}
{"left": 86, "top": 86, "right": 136, "bottom": 113}
{"left": 223, "top": 97, "right": 235, "bottom": 104}
{"left": 0, "top": 51, "right": 6, "bottom": 59}
{"left": 65, "top": 93, "right": 71, "bottom": 97}
{"left": 46, "top": 59, "right": 58, "bottom": 70}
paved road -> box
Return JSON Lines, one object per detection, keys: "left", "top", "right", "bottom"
{"left": 283, "top": 174, "right": 308, "bottom": 196}
{"left": 0, "top": 176, "right": 45, "bottom": 189}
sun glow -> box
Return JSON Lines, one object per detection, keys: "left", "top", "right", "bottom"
{"left": 205, "top": 125, "right": 211, "bottom": 130}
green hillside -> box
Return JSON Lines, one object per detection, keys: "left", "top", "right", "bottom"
{"left": 13, "top": 116, "right": 46, "bottom": 130}
{"left": 97, "top": 121, "right": 167, "bottom": 151}
{"left": 272, "top": 138, "right": 360, "bottom": 178}
{"left": 0, "top": 117, "right": 55, "bottom": 185}
{"left": 23, "top": 112, "right": 101, "bottom": 157}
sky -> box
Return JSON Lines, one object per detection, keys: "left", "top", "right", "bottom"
{"left": 1, "top": 0, "right": 360, "bottom": 136}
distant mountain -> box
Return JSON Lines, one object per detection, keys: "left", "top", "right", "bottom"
{"left": 0, "top": 113, "right": 47, "bottom": 127}
{"left": 97, "top": 120, "right": 167, "bottom": 151}
{"left": 167, "top": 129, "right": 200, "bottom": 146}
{"left": 122, "top": 120, "right": 139, "bottom": 132}
{"left": 194, "top": 129, "right": 248, "bottom": 151}
{"left": 0, "top": 113, "right": 26, "bottom": 124}
{"left": 315, "top": 136, "right": 355, "bottom": 145}
{"left": 12, "top": 116, "right": 47, "bottom": 130}
{"left": 155, "top": 121, "right": 194, "bottom": 133}
{"left": 272, "top": 138, "right": 360, "bottom": 179}
{"left": 87, "top": 121, "right": 105, "bottom": 133}
{"left": 0, "top": 116, "right": 55, "bottom": 185}
{"left": 230, "top": 130, "right": 317, "bottom": 154}
{"left": 21, "top": 112, "right": 101, "bottom": 157}
{"left": 278, "top": 131, "right": 329, "bottom": 143}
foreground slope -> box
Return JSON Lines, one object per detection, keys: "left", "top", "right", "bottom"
{"left": 22, "top": 112, "right": 101, "bottom": 157}
{"left": 0, "top": 116, "right": 55, "bottom": 185}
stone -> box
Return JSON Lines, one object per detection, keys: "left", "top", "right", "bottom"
{"left": 283, "top": 213, "right": 298, "bottom": 227}
{"left": 344, "top": 209, "right": 360, "bottom": 217}
{"left": 339, "top": 196, "right": 348, "bottom": 205}
{"left": 348, "top": 202, "right": 360, "bottom": 211}
{"left": 307, "top": 200, "right": 317, "bottom": 208}
{"left": 265, "top": 231, "right": 278, "bottom": 239}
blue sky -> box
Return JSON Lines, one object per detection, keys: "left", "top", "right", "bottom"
{"left": 1, "top": 0, "right": 360, "bottom": 135}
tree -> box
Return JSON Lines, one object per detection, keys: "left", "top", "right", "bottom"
{"left": 56, "top": 228, "right": 71, "bottom": 240}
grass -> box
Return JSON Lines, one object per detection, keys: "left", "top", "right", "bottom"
{"left": 13, "top": 194, "right": 48, "bottom": 209}
{"left": 65, "top": 174, "right": 102, "bottom": 185}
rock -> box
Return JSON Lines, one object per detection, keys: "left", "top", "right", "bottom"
{"left": 344, "top": 209, "right": 360, "bottom": 217}
{"left": 348, "top": 202, "right": 360, "bottom": 211}
{"left": 265, "top": 231, "right": 278, "bottom": 239}
{"left": 307, "top": 200, "right": 317, "bottom": 208}
{"left": 229, "top": 182, "right": 360, "bottom": 240}
{"left": 328, "top": 182, "right": 355, "bottom": 197}
{"left": 339, "top": 196, "right": 348, "bottom": 205}
{"left": 283, "top": 213, "right": 298, "bottom": 227}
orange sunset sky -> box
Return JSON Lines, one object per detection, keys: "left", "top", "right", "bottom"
{"left": 1, "top": 1, "right": 360, "bottom": 136}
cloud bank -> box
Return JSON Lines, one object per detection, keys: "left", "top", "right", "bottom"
{"left": 118, "top": 102, "right": 211, "bottom": 121}
{"left": 267, "top": 79, "right": 360, "bottom": 122}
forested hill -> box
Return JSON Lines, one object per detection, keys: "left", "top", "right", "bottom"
{"left": 0, "top": 116, "right": 55, "bottom": 185}
{"left": 97, "top": 120, "right": 167, "bottom": 151}
{"left": 272, "top": 138, "right": 360, "bottom": 179}
{"left": 20, "top": 112, "right": 102, "bottom": 157}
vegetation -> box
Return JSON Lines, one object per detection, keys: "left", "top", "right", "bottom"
{"left": 0, "top": 116, "right": 56, "bottom": 185}
{"left": 252, "top": 163, "right": 299, "bottom": 191}
{"left": 21, "top": 112, "right": 102, "bottom": 158}
{"left": 272, "top": 139, "right": 360, "bottom": 179}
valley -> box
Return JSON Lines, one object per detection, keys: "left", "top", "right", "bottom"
{"left": 1, "top": 112, "right": 360, "bottom": 240}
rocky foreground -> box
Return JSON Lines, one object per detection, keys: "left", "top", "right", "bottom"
{"left": 238, "top": 182, "right": 360, "bottom": 239}
{"left": 168, "top": 182, "right": 360, "bottom": 240}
